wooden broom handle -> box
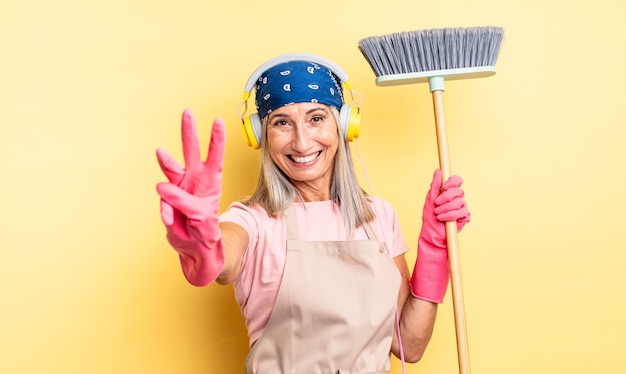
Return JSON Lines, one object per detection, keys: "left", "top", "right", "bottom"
{"left": 431, "top": 89, "right": 471, "bottom": 374}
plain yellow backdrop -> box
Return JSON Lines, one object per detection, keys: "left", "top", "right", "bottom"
{"left": 2, "top": 0, "right": 625, "bottom": 373}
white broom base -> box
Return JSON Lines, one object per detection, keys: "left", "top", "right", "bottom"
{"left": 375, "top": 66, "right": 496, "bottom": 87}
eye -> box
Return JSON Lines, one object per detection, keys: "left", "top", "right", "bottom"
{"left": 271, "top": 119, "right": 289, "bottom": 127}
{"left": 311, "top": 116, "right": 324, "bottom": 123}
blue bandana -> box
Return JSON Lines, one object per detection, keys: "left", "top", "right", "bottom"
{"left": 255, "top": 60, "right": 345, "bottom": 119}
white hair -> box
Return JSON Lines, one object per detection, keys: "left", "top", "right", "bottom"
{"left": 245, "top": 107, "right": 374, "bottom": 236}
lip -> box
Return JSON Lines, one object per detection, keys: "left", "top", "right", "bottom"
{"left": 288, "top": 151, "right": 322, "bottom": 165}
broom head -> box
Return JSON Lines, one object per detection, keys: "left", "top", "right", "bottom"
{"left": 358, "top": 26, "right": 504, "bottom": 86}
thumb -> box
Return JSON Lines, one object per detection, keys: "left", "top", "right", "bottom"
{"left": 160, "top": 199, "right": 174, "bottom": 226}
{"left": 156, "top": 182, "right": 194, "bottom": 214}
{"left": 156, "top": 182, "right": 211, "bottom": 221}
{"left": 427, "top": 169, "right": 443, "bottom": 201}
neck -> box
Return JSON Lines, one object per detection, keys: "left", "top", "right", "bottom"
{"left": 292, "top": 181, "right": 331, "bottom": 202}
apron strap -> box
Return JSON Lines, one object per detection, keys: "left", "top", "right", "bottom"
{"left": 362, "top": 221, "right": 377, "bottom": 241}
{"left": 362, "top": 221, "right": 391, "bottom": 255}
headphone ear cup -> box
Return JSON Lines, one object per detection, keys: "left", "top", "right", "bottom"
{"left": 242, "top": 113, "right": 262, "bottom": 150}
{"left": 339, "top": 104, "right": 361, "bottom": 142}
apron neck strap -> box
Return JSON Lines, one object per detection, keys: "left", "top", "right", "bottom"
{"left": 284, "top": 204, "right": 300, "bottom": 240}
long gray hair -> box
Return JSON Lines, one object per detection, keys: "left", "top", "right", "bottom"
{"left": 245, "top": 108, "right": 374, "bottom": 236}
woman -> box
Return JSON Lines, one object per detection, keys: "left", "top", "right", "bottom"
{"left": 156, "top": 54, "right": 470, "bottom": 373}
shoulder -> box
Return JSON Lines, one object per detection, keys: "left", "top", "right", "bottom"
{"left": 219, "top": 201, "right": 288, "bottom": 241}
{"left": 368, "top": 196, "right": 399, "bottom": 219}
{"left": 367, "top": 196, "right": 409, "bottom": 256}
{"left": 220, "top": 202, "right": 276, "bottom": 232}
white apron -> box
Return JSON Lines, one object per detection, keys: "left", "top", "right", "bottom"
{"left": 245, "top": 204, "right": 402, "bottom": 374}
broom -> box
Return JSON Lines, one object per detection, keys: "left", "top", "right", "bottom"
{"left": 358, "top": 26, "right": 504, "bottom": 374}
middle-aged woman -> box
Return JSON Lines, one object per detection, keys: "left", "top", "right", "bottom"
{"left": 156, "top": 53, "right": 471, "bottom": 373}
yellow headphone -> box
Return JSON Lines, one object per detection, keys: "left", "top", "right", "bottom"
{"left": 240, "top": 53, "right": 361, "bottom": 150}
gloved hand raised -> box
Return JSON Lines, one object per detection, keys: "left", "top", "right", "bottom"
{"left": 410, "top": 169, "right": 471, "bottom": 303}
{"left": 156, "top": 109, "right": 226, "bottom": 287}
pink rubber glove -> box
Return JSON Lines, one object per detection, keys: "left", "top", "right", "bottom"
{"left": 409, "top": 169, "right": 471, "bottom": 303}
{"left": 156, "top": 109, "right": 226, "bottom": 287}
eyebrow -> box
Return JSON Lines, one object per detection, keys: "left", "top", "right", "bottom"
{"left": 268, "top": 105, "right": 330, "bottom": 121}
{"left": 307, "top": 107, "right": 331, "bottom": 116}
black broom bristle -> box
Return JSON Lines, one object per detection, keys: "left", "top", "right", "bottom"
{"left": 358, "top": 26, "right": 504, "bottom": 77}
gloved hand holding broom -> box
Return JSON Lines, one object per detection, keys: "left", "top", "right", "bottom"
{"left": 410, "top": 169, "right": 470, "bottom": 303}
{"left": 156, "top": 109, "right": 226, "bottom": 287}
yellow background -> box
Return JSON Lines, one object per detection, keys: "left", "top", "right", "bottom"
{"left": 2, "top": 0, "right": 625, "bottom": 373}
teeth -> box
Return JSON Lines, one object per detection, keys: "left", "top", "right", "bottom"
{"left": 291, "top": 152, "right": 319, "bottom": 164}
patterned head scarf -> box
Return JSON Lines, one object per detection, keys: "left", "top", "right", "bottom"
{"left": 255, "top": 60, "right": 345, "bottom": 119}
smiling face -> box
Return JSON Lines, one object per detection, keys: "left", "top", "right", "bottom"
{"left": 265, "top": 102, "right": 339, "bottom": 200}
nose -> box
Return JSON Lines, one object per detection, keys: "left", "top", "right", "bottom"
{"left": 292, "top": 122, "right": 311, "bottom": 152}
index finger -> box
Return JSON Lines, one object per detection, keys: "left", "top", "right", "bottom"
{"left": 442, "top": 175, "right": 463, "bottom": 190}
